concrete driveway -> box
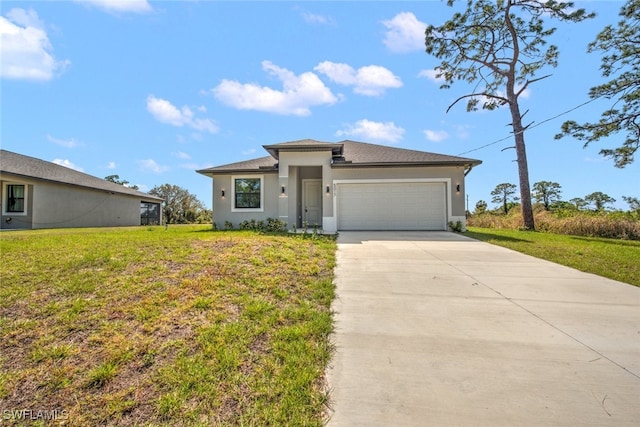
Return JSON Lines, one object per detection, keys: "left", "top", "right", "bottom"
{"left": 326, "top": 231, "right": 640, "bottom": 426}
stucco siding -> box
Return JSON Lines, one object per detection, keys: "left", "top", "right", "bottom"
{"left": 211, "top": 173, "right": 280, "bottom": 228}
{"left": 31, "top": 181, "right": 143, "bottom": 228}
{"left": 278, "top": 151, "right": 332, "bottom": 228}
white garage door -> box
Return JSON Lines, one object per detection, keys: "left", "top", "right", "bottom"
{"left": 336, "top": 182, "right": 446, "bottom": 230}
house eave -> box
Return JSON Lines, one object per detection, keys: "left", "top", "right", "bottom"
{"left": 331, "top": 161, "right": 482, "bottom": 169}
{"left": 0, "top": 171, "right": 164, "bottom": 202}
{"left": 196, "top": 167, "right": 279, "bottom": 176}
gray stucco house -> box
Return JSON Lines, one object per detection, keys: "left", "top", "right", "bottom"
{"left": 197, "top": 139, "right": 482, "bottom": 232}
{"left": 0, "top": 149, "right": 163, "bottom": 230}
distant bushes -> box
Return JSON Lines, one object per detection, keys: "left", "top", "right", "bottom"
{"left": 468, "top": 206, "right": 640, "bottom": 240}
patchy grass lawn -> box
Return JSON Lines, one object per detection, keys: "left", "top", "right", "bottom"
{"left": 465, "top": 227, "right": 640, "bottom": 287}
{"left": 0, "top": 225, "right": 336, "bottom": 426}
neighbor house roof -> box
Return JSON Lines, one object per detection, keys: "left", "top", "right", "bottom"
{"left": 197, "top": 139, "right": 481, "bottom": 174}
{"left": 0, "top": 149, "right": 163, "bottom": 201}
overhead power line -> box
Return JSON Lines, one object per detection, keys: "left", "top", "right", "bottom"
{"left": 457, "top": 97, "right": 599, "bottom": 156}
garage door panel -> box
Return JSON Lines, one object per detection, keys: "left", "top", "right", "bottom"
{"left": 337, "top": 182, "right": 446, "bottom": 231}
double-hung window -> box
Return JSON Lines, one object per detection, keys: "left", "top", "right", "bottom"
{"left": 5, "top": 184, "right": 26, "bottom": 213}
{"left": 232, "top": 176, "right": 263, "bottom": 212}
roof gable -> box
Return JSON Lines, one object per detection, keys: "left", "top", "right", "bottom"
{"left": 0, "top": 149, "right": 163, "bottom": 201}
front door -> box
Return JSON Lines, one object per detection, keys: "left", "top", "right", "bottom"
{"left": 302, "top": 180, "right": 322, "bottom": 226}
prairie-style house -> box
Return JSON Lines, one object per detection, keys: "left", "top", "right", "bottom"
{"left": 197, "top": 139, "right": 481, "bottom": 232}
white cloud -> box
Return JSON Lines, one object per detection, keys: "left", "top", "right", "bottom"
{"left": 190, "top": 118, "right": 218, "bottom": 133}
{"left": 423, "top": 129, "right": 450, "bottom": 142}
{"left": 212, "top": 60, "right": 339, "bottom": 116}
{"left": 495, "top": 86, "right": 531, "bottom": 100}
{"left": 242, "top": 148, "right": 257, "bottom": 156}
{"left": 73, "top": 0, "right": 152, "bottom": 14}
{"left": 146, "top": 96, "right": 187, "bottom": 126}
{"left": 336, "top": 119, "right": 405, "bottom": 143}
{"left": 382, "top": 12, "right": 426, "bottom": 53}
{"left": 138, "top": 159, "right": 169, "bottom": 174}
{"left": 418, "top": 69, "right": 445, "bottom": 83}
{"left": 453, "top": 124, "right": 471, "bottom": 139}
{"left": 178, "top": 162, "right": 214, "bottom": 171}
{"left": 354, "top": 65, "right": 403, "bottom": 96}
{"left": 315, "top": 61, "right": 402, "bottom": 96}
{"left": 314, "top": 62, "right": 356, "bottom": 85}
{"left": 172, "top": 151, "right": 191, "bottom": 160}
{"left": 47, "top": 134, "right": 81, "bottom": 148}
{"left": 106, "top": 161, "right": 117, "bottom": 169}
{"left": 146, "top": 95, "right": 218, "bottom": 133}
{"left": 519, "top": 87, "right": 532, "bottom": 99}
{"left": 52, "top": 159, "right": 83, "bottom": 172}
{"left": 0, "top": 8, "right": 70, "bottom": 81}
{"left": 301, "top": 12, "right": 335, "bottom": 25}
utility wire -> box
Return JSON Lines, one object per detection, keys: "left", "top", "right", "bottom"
{"left": 457, "top": 97, "right": 599, "bottom": 156}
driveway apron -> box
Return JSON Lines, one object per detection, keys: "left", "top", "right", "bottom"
{"left": 326, "top": 231, "right": 640, "bottom": 426}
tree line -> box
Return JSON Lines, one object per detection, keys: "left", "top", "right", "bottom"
{"left": 105, "top": 175, "right": 211, "bottom": 224}
{"left": 475, "top": 181, "right": 639, "bottom": 215}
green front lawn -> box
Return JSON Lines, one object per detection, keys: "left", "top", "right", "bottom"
{"left": 465, "top": 227, "right": 640, "bottom": 287}
{"left": 0, "top": 225, "right": 336, "bottom": 426}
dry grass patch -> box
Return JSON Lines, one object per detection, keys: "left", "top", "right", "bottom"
{"left": 0, "top": 225, "right": 336, "bottom": 425}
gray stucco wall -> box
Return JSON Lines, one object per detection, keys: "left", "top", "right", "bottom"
{"left": 31, "top": 181, "right": 144, "bottom": 228}
{"left": 1, "top": 176, "right": 158, "bottom": 229}
{"left": 211, "top": 173, "right": 280, "bottom": 228}
{"left": 207, "top": 163, "right": 469, "bottom": 231}
{"left": 278, "top": 151, "right": 333, "bottom": 229}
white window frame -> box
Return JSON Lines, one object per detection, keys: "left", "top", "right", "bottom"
{"left": 231, "top": 175, "right": 264, "bottom": 212}
{"left": 2, "top": 182, "right": 28, "bottom": 216}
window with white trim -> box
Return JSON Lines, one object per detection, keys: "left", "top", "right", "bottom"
{"left": 232, "top": 176, "right": 264, "bottom": 212}
{"left": 4, "top": 184, "right": 26, "bottom": 214}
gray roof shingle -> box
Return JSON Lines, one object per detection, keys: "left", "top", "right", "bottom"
{"left": 197, "top": 156, "right": 277, "bottom": 174}
{"left": 197, "top": 139, "right": 481, "bottom": 174}
{"left": 0, "top": 149, "right": 163, "bottom": 201}
{"left": 338, "top": 140, "right": 481, "bottom": 166}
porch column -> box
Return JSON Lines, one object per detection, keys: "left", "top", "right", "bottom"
{"left": 278, "top": 166, "right": 290, "bottom": 227}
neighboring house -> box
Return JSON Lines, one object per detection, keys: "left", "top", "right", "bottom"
{"left": 0, "top": 149, "right": 163, "bottom": 230}
{"left": 197, "top": 139, "right": 482, "bottom": 232}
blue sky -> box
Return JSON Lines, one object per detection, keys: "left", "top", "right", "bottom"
{"left": 2, "top": 0, "right": 638, "bottom": 212}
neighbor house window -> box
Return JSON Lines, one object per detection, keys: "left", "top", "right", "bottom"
{"left": 232, "top": 176, "right": 263, "bottom": 211}
{"left": 6, "top": 184, "right": 25, "bottom": 213}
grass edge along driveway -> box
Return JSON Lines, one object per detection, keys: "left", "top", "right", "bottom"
{"left": 465, "top": 227, "right": 640, "bottom": 287}
{"left": 0, "top": 225, "right": 336, "bottom": 426}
